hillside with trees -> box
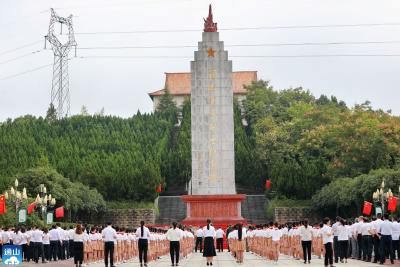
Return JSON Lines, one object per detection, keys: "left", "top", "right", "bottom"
{"left": 1, "top": 80, "right": 399, "bottom": 217}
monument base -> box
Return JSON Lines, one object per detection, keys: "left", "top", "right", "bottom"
{"left": 180, "top": 194, "right": 247, "bottom": 226}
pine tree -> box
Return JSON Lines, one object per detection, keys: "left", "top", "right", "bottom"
{"left": 45, "top": 103, "right": 57, "bottom": 122}
{"left": 80, "top": 105, "right": 89, "bottom": 116}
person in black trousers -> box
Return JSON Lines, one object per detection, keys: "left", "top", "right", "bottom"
{"left": 102, "top": 222, "right": 117, "bottom": 267}
{"left": 372, "top": 215, "right": 381, "bottom": 263}
{"left": 69, "top": 225, "right": 74, "bottom": 258}
{"left": 136, "top": 220, "right": 150, "bottom": 267}
{"left": 216, "top": 227, "right": 224, "bottom": 253}
{"left": 300, "top": 220, "right": 312, "bottom": 264}
{"left": 195, "top": 228, "right": 203, "bottom": 253}
{"left": 322, "top": 217, "right": 334, "bottom": 267}
{"left": 166, "top": 222, "right": 182, "bottom": 266}
{"left": 356, "top": 216, "right": 364, "bottom": 260}
{"left": 49, "top": 224, "right": 59, "bottom": 261}
{"left": 392, "top": 217, "right": 400, "bottom": 259}
{"left": 379, "top": 213, "right": 395, "bottom": 265}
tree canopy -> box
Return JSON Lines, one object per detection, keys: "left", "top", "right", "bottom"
{"left": 1, "top": 79, "right": 400, "bottom": 218}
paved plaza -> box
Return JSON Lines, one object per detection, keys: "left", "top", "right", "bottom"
{"left": 20, "top": 252, "right": 400, "bottom": 267}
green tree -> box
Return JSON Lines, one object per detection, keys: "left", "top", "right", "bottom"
{"left": 45, "top": 103, "right": 57, "bottom": 122}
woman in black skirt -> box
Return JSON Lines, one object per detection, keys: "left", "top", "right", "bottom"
{"left": 203, "top": 219, "right": 216, "bottom": 266}
{"left": 73, "top": 224, "right": 84, "bottom": 267}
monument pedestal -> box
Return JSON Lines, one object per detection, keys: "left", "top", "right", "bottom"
{"left": 181, "top": 194, "right": 247, "bottom": 226}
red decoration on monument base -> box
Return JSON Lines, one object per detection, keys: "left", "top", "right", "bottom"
{"left": 180, "top": 194, "right": 247, "bottom": 226}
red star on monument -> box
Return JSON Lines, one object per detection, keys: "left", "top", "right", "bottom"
{"left": 207, "top": 48, "right": 215, "bottom": 57}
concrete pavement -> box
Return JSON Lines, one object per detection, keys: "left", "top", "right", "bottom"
{"left": 20, "top": 252, "right": 398, "bottom": 267}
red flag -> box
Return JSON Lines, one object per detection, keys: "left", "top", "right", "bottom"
{"left": 156, "top": 184, "right": 162, "bottom": 193}
{"left": 0, "top": 195, "right": 6, "bottom": 215}
{"left": 28, "top": 202, "right": 36, "bottom": 215}
{"left": 388, "top": 197, "right": 398, "bottom": 212}
{"left": 55, "top": 206, "right": 64, "bottom": 218}
{"left": 362, "top": 201, "right": 372, "bottom": 216}
{"left": 265, "top": 179, "right": 271, "bottom": 190}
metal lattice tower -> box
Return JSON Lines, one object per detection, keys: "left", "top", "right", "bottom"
{"left": 45, "top": 8, "right": 77, "bottom": 119}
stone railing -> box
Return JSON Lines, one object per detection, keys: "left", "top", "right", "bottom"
{"left": 274, "top": 207, "right": 319, "bottom": 224}
{"left": 78, "top": 208, "right": 155, "bottom": 228}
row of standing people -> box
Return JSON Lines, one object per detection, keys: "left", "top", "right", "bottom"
{"left": 246, "top": 214, "right": 400, "bottom": 267}
{"left": 84, "top": 221, "right": 194, "bottom": 267}
{"left": 0, "top": 221, "right": 195, "bottom": 267}
{"left": 0, "top": 223, "right": 77, "bottom": 264}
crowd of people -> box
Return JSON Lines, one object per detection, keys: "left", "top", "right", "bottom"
{"left": 2, "top": 214, "right": 400, "bottom": 267}
{"left": 242, "top": 213, "right": 399, "bottom": 266}
{"left": 0, "top": 221, "right": 195, "bottom": 267}
{"left": 191, "top": 214, "right": 400, "bottom": 267}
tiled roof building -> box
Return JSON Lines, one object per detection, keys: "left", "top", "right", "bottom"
{"left": 148, "top": 71, "right": 257, "bottom": 110}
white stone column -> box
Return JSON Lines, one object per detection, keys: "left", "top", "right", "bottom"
{"left": 191, "top": 32, "right": 236, "bottom": 195}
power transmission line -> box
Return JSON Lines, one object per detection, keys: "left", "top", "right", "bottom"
{"left": 0, "top": 50, "right": 43, "bottom": 65}
{"left": 3, "top": 40, "right": 399, "bottom": 66}
{"left": 75, "top": 22, "right": 400, "bottom": 35}
{"left": 0, "top": 63, "right": 53, "bottom": 81}
{"left": 2, "top": 52, "right": 400, "bottom": 82}
{"left": 76, "top": 40, "right": 400, "bottom": 50}
{"left": 0, "top": 40, "right": 43, "bottom": 56}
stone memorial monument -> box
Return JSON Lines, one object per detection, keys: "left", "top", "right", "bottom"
{"left": 181, "top": 5, "right": 246, "bottom": 226}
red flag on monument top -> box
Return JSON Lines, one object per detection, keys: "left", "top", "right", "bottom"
{"left": 362, "top": 201, "right": 372, "bottom": 216}
{"left": 388, "top": 197, "right": 398, "bottom": 212}
{"left": 27, "top": 202, "right": 36, "bottom": 215}
{"left": 265, "top": 179, "right": 271, "bottom": 190}
{"left": 156, "top": 184, "right": 162, "bottom": 193}
{"left": 0, "top": 195, "right": 6, "bottom": 215}
{"left": 55, "top": 206, "right": 64, "bottom": 218}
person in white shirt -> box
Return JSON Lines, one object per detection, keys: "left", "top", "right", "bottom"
{"left": 2, "top": 227, "right": 11, "bottom": 245}
{"left": 31, "top": 226, "right": 45, "bottom": 263}
{"left": 195, "top": 228, "right": 203, "bottom": 253}
{"left": 203, "top": 219, "right": 216, "bottom": 266}
{"left": 355, "top": 216, "right": 364, "bottom": 260}
{"left": 392, "top": 217, "right": 400, "bottom": 260}
{"left": 68, "top": 226, "right": 75, "bottom": 259}
{"left": 372, "top": 214, "right": 383, "bottom": 263}
{"left": 235, "top": 223, "right": 246, "bottom": 264}
{"left": 361, "top": 217, "right": 373, "bottom": 261}
{"left": 62, "top": 227, "right": 70, "bottom": 259}
{"left": 49, "top": 224, "right": 61, "bottom": 261}
{"left": 136, "top": 220, "right": 150, "bottom": 267}
{"left": 337, "top": 219, "right": 349, "bottom": 263}
{"left": 73, "top": 224, "right": 85, "bottom": 267}
{"left": 215, "top": 227, "right": 224, "bottom": 253}
{"left": 349, "top": 220, "right": 358, "bottom": 259}
{"left": 321, "top": 217, "right": 334, "bottom": 267}
{"left": 299, "top": 219, "right": 313, "bottom": 264}
{"left": 332, "top": 217, "right": 340, "bottom": 264}
{"left": 56, "top": 224, "right": 65, "bottom": 260}
{"left": 20, "top": 227, "right": 29, "bottom": 262}
{"left": 102, "top": 222, "right": 117, "bottom": 267}
{"left": 43, "top": 228, "right": 51, "bottom": 262}
{"left": 166, "top": 222, "right": 183, "bottom": 266}
{"left": 378, "top": 214, "right": 394, "bottom": 264}
{"left": 271, "top": 224, "right": 282, "bottom": 263}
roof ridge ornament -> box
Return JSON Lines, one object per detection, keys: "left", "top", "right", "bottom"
{"left": 203, "top": 4, "right": 217, "bottom": 32}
